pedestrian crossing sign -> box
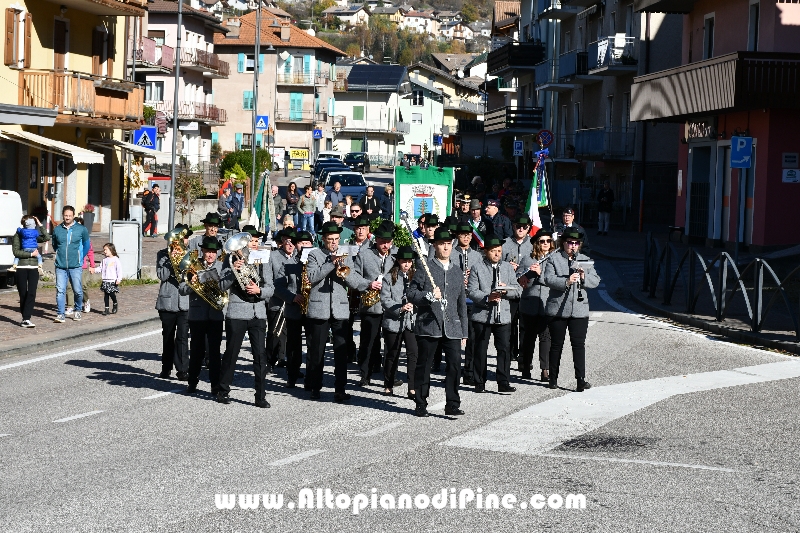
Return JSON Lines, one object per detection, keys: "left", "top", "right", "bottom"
{"left": 133, "top": 126, "right": 156, "bottom": 150}
{"left": 255, "top": 115, "right": 269, "bottom": 130}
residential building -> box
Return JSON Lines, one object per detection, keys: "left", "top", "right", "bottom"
{"left": 1, "top": 0, "right": 146, "bottom": 231}
{"left": 430, "top": 53, "right": 479, "bottom": 75}
{"left": 401, "top": 11, "right": 439, "bottom": 35}
{"left": 472, "top": 20, "right": 492, "bottom": 38}
{"left": 213, "top": 13, "right": 345, "bottom": 165}
{"left": 434, "top": 10, "right": 462, "bottom": 23}
{"left": 439, "top": 21, "right": 474, "bottom": 42}
{"left": 189, "top": 0, "right": 225, "bottom": 20}
{"left": 371, "top": 6, "right": 405, "bottom": 24}
{"left": 322, "top": 6, "right": 370, "bottom": 28}
{"left": 333, "top": 65, "right": 411, "bottom": 164}
{"left": 632, "top": 0, "right": 800, "bottom": 249}
{"left": 400, "top": 72, "right": 444, "bottom": 162}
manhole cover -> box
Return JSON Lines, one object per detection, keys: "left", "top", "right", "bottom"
{"left": 557, "top": 435, "right": 659, "bottom": 452}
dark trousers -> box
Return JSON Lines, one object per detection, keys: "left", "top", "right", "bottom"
{"left": 188, "top": 320, "right": 223, "bottom": 392}
{"left": 520, "top": 313, "right": 551, "bottom": 373}
{"left": 461, "top": 313, "right": 475, "bottom": 378}
{"left": 383, "top": 328, "right": 417, "bottom": 390}
{"left": 472, "top": 321, "right": 512, "bottom": 386}
{"left": 415, "top": 336, "right": 461, "bottom": 410}
{"left": 266, "top": 308, "right": 286, "bottom": 364}
{"left": 158, "top": 310, "right": 189, "bottom": 374}
{"left": 306, "top": 318, "right": 350, "bottom": 394}
{"left": 358, "top": 312, "right": 383, "bottom": 378}
{"left": 548, "top": 316, "right": 589, "bottom": 381}
{"left": 220, "top": 317, "right": 267, "bottom": 400}
{"left": 143, "top": 208, "right": 158, "bottom": 236}
{"left": 103, "top": 292, "right": 118, "bottom": 307}
{"left": 285, "top": 317, "right": 304, "bottom": 384}
{"left": 15, "top": 268, "right": 39, "bottom": 321}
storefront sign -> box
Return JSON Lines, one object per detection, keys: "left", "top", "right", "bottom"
{"left": 685, "top": 118, "right": 715, "bottom": 140}
{"left": 289, "top": 149, "right": 309, "bottom": 160}
{"left": 783, "top": 169, "right": 800, "bottom": 183}
{"left": 783, "top": 152, "right": 798, "bottom": 169}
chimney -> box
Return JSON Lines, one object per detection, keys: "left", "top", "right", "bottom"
{"left": 280, "top": 20, "right": 291, "bottom": 42}
{"left": 225, "top": 16, "right": 241, "bottom": 38}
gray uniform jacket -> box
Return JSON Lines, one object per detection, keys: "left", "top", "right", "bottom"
{"left": 542, "top": 249, "right": 600, "bottom": 318}
{"left": 222, "top": 257, "right": 273, "bottom": 320}
{"left": 452, "top": 245, "right": 482, "bottom": 279}
{"left": 502, "top": 236, "right": 533, "bottom": 265}
{"left": 188, "top": 232, "right": 218, "bottom": 253}
{"left": 466, "top": 259, "right": 521, "bottom": 325}
{"left": 380, "top": 272, "right": 415, "bottom": 333}
{"left": 305, "top": 247, "right": 361, "bottom": 321}
{"left": 516, "top": 253, "right": 554, "bottom": 317}
{"left": 354, "top": 246, "right": 395, "bottom": 315}
{"left": 268, "top": 249, "right": 294, "bottom": 312}
{"left": 408, "top": 258, "right": 468, "bottom": 339}
{"left": 155, "top": 249, "right": 189, "bottom": 312}
{"left": 275, "top": 257, "right": 304, "bottom": 321}
{"left": 178, "top": 259, "right": 229, "bottom": 321}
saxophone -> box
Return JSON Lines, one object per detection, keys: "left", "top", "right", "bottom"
{"left": 178, "top": 250, "right": 229, "bottom": 311}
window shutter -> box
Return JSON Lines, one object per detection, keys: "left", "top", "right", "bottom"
{"left": 237, "top": 53, "right": 245, "bottom": 72}
{"left": 211, "top": 132, "right": 218, "bottom": 144}
{"left": 235, "top": 132, "right": 242, "bottom": 150}
{"left": 303, "top": 54, "right": 310, "bottom": 76}
{"left": 23, "top": 12, "right": 30, "bottom": 68}
{"left": 92, "top": 30, "right": 103, "bottom": 75}
{"left": 258, "top": 54, "right": 264, "bottom": 73}
{"left": 5, "top": 9, "right": 14, "bottom": 66}
{"left": 106, "top": 32, "right": 114, "bottom": 76}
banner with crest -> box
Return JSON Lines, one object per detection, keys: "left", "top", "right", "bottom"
{"left": 393, "top": 166, "right": 454, "bottom": 224}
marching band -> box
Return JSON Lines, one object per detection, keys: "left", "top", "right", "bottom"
{"left": 156, "top": 208, "right": 601, "bottom": 414}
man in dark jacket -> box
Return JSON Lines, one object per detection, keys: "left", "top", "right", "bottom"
{"left": 379, "top": 184, "right": 394, "bottom": 221}
{"left": 142, "top": 184, "right": 160, "bottom": 237}
{"left": 359, "top": 185, "right": 380, "bottom": 221}
{"left": 596, "top": 181, "right": 614, "bottom": 235}
{"left": 485, "top": 199, "right": 512, "bottom": 240}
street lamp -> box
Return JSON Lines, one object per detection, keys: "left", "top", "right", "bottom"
{"left": 168, "top": 0, "right": 183, "bottom": 229}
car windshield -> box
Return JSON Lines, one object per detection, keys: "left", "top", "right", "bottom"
{"left": 327, "top": 173, "right": 365, "bottom": 187}
{"left": 345, "top": 153, "right": 365, "bottom": 160}
{"left": 321, "top": 166, "right": 347, "bottom": 178}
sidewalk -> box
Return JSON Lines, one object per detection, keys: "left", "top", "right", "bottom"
{"left": 591, "top": 228, "right": 800, "bottom": 354}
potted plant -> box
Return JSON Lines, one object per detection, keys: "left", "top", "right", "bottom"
{"left": 82, "top": 204, "right": 96, "bottom": 231}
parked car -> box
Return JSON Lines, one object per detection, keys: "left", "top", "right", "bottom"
{"left": 312, "top": 160, "right": 348, "bottom": 185}
{"left": 317, "top": 165, "right": 351, "bottom": 188}
{"left": 0, "top": 190, "right": 24, "bottom": 287}
{"left": 316, "top": 150, "right": 343, "bottom": 163}
{"left": 269, "top": 151, "right": 285, "bottom": 170}
{"left": 344, "top": 152, "right": 371, "bottom": 173}
{"left": 325, "top": 171, "right": 367, "bottom": 202}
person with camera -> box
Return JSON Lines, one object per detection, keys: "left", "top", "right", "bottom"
{"left": 542, "top": 229, "right": 600, "bottom": 392}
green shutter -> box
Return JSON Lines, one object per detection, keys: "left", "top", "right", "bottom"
{"left": 353, "top": 106, "right": 364, "bottom": 120}
{"left": 243, "top": 90, "right": 253, "bottom": 110}
{"left": 237, "top": 53, "right": 245, "bottom": 73}
{"left": 351, "top": 138, "right": 363, "bottom": 152}
{"left": 211, "top": 132, "right": 218, "bottom": 144}
{"left": 290, "top": 92, "right": 303, "bottom": 121}
{"left": 258, "top": 54, "right": 264, "bottom": 73}
{"left": 235, "top": 132, "right": 242, "bottom": 150}
{"left": 303, "top": 55, "right": 311, "bottom": 76}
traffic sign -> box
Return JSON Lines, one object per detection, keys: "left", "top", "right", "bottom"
{"left": 312, "top": 129, "right": 323, "bottom": 139}
{"left": 513, "top": 140, "right": 524, "bottom": 157}
{"left": 536, "top": 129, "right": 554, "bottom": 147}
{"left": 731, "top": 136, "right": 753, "bottom": 169}
{"left": 433, "top": 134, "right": 442, "bottom": 146}
{"left": 255, "top": 115, "right": 269, "bottom": 130}
{"left": 133, "top": 126, "right": 156, "bottom": 150}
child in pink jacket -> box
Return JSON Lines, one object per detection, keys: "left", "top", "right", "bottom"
{"left": 94, "top": 243, "right": 123, "bottom": 315}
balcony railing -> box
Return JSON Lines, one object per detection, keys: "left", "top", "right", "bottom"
{"left": 181, "top": 48, "right": 229, "bottom": 78}
{"left": 574, "top": 128, "right": 635, "bottom": 158}
{"left": 19, "top": 69, "right": 143, "bottom": 125}
{"left": 341, "top": 119, "right": 410, "bottom": 134}
{"left": 538, "top": 0, "right": 580, "bottom": 18}
{"left": 333, "top": 74, "right": 348, "bottom": 91}
{"left": 558, "top": 50, "right": 589, "bottom": 78}
{"left": 496, "top": 77, "right": 518, "bottom": 91}
{"left": 484, "top": 106, "right": 543, "bottom": 133}
{"left": 535, "top": 59, "right": 557, "bottom": 85}
{"left": 275, "top": 110, "right": 315, "bottom": 123}
{"left": 552, "top": 133, "right": 576, "bottom": 159}
{"left": 128, "top": 37, "right": 174, "bottom": 71}
{"left": 456, "top": 119, "right": 485, "bottom": 133}
{"left": 332, "top": 115, "right": 346, "bottom": 128}
{"left": 487, "top": 42, "right": 547, "bottom": 75}
{"left": 588, "top": 35, "right": 638, "bottom": 72}
{"left": 276, "top": 73, "right": 330, "bottom": 85}
{"left": 146, "top": 100, "right": 227, "bottom": 124}
{"left": 443, "top": 97, "right": 485, "bottom": 115}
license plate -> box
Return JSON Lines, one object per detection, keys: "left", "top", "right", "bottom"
{"left": 0, "top": 237, "right": 8, "bottom": 244}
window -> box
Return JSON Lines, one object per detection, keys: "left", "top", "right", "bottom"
{"left": 242, "top": 133, "right": 260, "bottom": 148}
{"left": 573, "top": 102, "right": 581, "bottom": 132}
{"left": 88, "top": 164, "right": 102, "bottom": 207}
{"left": 564, "top": 31, "right": 571, "bottom": 53}
{"left": 623, "top": 92, "right": 631, "bottom": 131}
{"left": 145, "top": 81, "right": 164, "bottom": 102}
{"left": 92, "top": 28, "right": 114, "bottom": 76}
{"left": 748, "top": 1, "right": 760, "bottom": 52}
{"left": 597, "top": 17, "right": 603, "bottom": 40}
{"left": 4, "top": 8, "right": 31, "bottom": 68}
{"left": 412, "top": 113, "right": 423, "bottom": 124}
{"left": 412, "top": 90, "right": 424, "bottom": 106}
{"left": 245, "top": 54, "right": 255, "bottom": 72}
{"left": 243, "top": 90, "right": 254, "bottom": 110}
{"left": 606, "top": 95, "right": 614, "bottom": 129}
{"left": 625, "top": 4, "right": 634, "bottom": 35}
{"left": 235, "top": 132, "right": 242, "bottom": 150}
{"left": 148, "top": 30, "right": 165, "bottom": 45}
{"left": 289, "top": 92, "right": 303, "bottom": 121}
{"left": 610, "top": 12, "right": 616, "bottom": 35}
{"left": 703, "top": 14, "right": 715, "bottom": 59}
{"left": 353, "top": 106, "right": 364, "bottom": 120}
{"left": 0, "top": 141, "right": 18, "bottom": 190}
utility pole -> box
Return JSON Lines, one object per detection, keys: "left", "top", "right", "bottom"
{"left": 250, "top": 2, "right": 262, "bottom": 213}
{"left": 168, "top": 0, "right": 183, "bottom": 229}
{"left": 363, "top": 81, "right": 369, "bottom": 152}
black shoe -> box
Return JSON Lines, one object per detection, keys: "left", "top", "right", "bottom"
{"left": 577, "top": 379, "right": 592, "bottom": 392}
{"left": 541, "top": 370, "right": 550, "bottom": 382}
{"left": 216, "top": 392, "right": 231, "bottom": 404}
{"left": 334, "top": 393, "right": 351, "bottom": 403}
{"left": 276, "top": 360, "right": 287, "bottom": 368}
{"left": 176, "top": 371, "right": 188, "bottom": 381}
{"left": 266, "top": 364, "right": 275, "bottom": 374}
{"left": 112, "top": 303, "right": 118, "bottom": 314}
{"left": 359, "top": 377, "right": 370, "bottom": 387}
{"left": 521, "top": 372, "right": 532, "bottom": 380}
{"left": 286, "top": 380, "right": 296, "bottom": 388}
{"left": 211, "top": 387, "right": 220, "bottom": 395}
{"left": 255, "top": 398, "right": 271, "bottom": 408}
{"left": 548, "top": 380, "right": 558, "bottom": 390}
{"left": 474, "top": 386, "right": 486, "bottom": 393}
{"left": 186, "top": 383, "right": 198, "bottom": 394}
{"left": 303, "top": 383, "right": 312, "bottom": 391}
{"left": 498, "top": 384, "right": 517, "bottom": 393}
{"left": 298, "top": 372, "right": 305, "bottom": 378}
{"left": 158, "top": 371, "right": 172, "bottom": 379}
{"left": 103, "top": 307, "right": 110, "bottom": 316}
{"left": 393, "top": 379, "right": 403, "bottom": 387}
{"left": 310, "top": 390, "right": 321, "bottom": 400}
{"left": 462, "top": 376, "right": 475, "bottom": 386}
{"left": 407, "top": 391, "right": 416, "bottom": 400}
{"left": 444, "top": 406, "right": 465, "bottom": 416}
{"left": 414, "top": 407, "right": 429, "bottom": 417}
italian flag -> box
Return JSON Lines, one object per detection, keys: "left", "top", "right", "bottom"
{"left": 526, "top": 147, "right": 549, "bottom": 233}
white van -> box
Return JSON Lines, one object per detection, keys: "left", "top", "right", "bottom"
{"left": 0, "top": 190, "right": 24, "bottom": 279}
{"left": 316, "top": 150, "right": 343, "bottom": 163}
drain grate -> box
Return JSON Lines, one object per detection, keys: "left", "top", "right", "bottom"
{"left": 556, "top": 435, "right": 659, "bottom": 452}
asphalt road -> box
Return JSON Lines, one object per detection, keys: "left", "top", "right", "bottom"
{"left": 1, "top": 258, "right": 799, "bottom": 532}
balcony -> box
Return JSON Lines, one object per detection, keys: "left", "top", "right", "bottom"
{"left": 340, "top": 119, "right": 410, "bottom": 134}
{"left": 146, "top": 100, "right": 227, "bottom": 125}
{"left": 563, "top": 0, "right": 597, "bottom": 6}
{"left": 588, "top": 36, "right": 639, "bottom": 76}
{"left": 333, "top": 74, "right": 348, "bottom": 91}
{"left": 558, "top": 50, "right": 602, "bottom": 84}
{"left": 276, "top": 73, "right": 330, "bottom": 86}
{"left": 332, "top": 115, "right": 346, "bottom": 128}
{"left": 456, "top": 119, "right": 485, "bottom": 134}
{"left": 552, "top": 133, "right": 576, "bottom": 160}
{"left": 538, "top": 0, "right": 581, "bottom": 19}
{"left": 633, "top": 0, "right": 696, "bottom": 13}
{"left": 19, "top": 69, "right": 143, "bottom": 129}
{"left": 574, "top": 128, "right": 635, "bottom": 159}
{"left": 484, "top": 106, "right": 543, "bottom": 133}
{"left": 632, "top": 52, "right": 800, "bottom": 122}
{"left": 535, "top": 60, "right": 578, "bottom": 92}
{"left": 487, "top": 42, "right": 547, "bottom": 76}
{"left": 275, "top": 110, "right": 315, "bottom": 124}
{"left": 127, "top": 38, "right": 174, "bottom": 73}
{"left": 496, "top": 76, "right": 518, "bottom": 92}
{"left": 443, "top": 97, "right": 485, "bottom": 115}
{"left": 180, "top": 48, "right": 229, "bottom": 79}
{"left": 42, "top": 0, "right": 146, "bottom": 16}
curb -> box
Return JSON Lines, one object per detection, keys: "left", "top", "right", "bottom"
{"left": 629, "top": 291, "right": 800, "bottom": 355}
{"left": 0, "top": 314, "right": 161, "bottom": 362}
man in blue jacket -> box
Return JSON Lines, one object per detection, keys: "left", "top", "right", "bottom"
{"left": 51, "top": 205, "right": 91, "bottom": 323}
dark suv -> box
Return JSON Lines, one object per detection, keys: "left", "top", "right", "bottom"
{"left": 344, "top": 152, "right": 371, "bottom": 173}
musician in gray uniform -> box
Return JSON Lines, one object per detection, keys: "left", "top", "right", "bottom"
{"left": 408, "top": 227, "right": 469, "bottom": 417}
{"left": 267, "top": 228, "right": 297, "bottom": 371}
{"left": 516, "top": 228, "right": 554, "bottom": 381}
{"left": 381, "top": 246, "right": 418, "bottom": 398}
{"left": 188, "top": 212, "right": 223, "bottom": 252}
{"left": 305, "top": 221, "right": 362, "bottom": 402}
{"left": 156, "top": 224, "right": 192, "bottom": 380}
{"left": 502, "top": 214, "right": 534, "bottom": 363}
{"left": 182, "top": 236, "right": 226, "bottom": 396}
{"left": 354, "top": 220, "right": 396, "bottom": 386}
{"left": 451, "top": 223, "right": 482, "bottom": 386}
{"left": 466, "top": 235, "right": 522, "bottom": 393}
{"left": 218, "top": 226, "right": 274, "bottom": 407}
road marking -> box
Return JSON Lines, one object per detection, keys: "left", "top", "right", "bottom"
{"left": 597, "top": 289, "right": 640, "bottom": 315}
{"left": 0, "top": 330, "right": 161, "bottom": 371}
{"left": 442, "top": 360, "right": 800, "bottom": 457}
{"left": 53, "top": 411, "right": 104, "bottom": 423}
{"left": 269, "top": 449, "right": 324, "bottom": 466}
{"left": 141, "top": 389, "right": 183, "bottom": 400}
{"left": 591, "top": 312, "right": 604, "bottom": 318}
{"left": 588, "top": 321, "right": 597, "bottom": 327}
{"left": 357, "top": 421, "right": 404, "bottom": 437}
{"left": 541, "top": 453, "right": 739, "bottom": 473}
{"left": 0, "top": 434, "right": 11, "bottom": 438}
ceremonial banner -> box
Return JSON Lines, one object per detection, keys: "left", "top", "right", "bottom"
{"left": 393, "top": 166, "right": 454, "bottom": 223}
{"left": 525, "top": 148, "right": 550, "bottom": 229}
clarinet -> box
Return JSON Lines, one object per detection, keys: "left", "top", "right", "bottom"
{"left": 569, "top": 253, "right": 585, "bottom": 302}
{"left": 462, "top": 248, "right": 469, "bottom": 287}
{"left": 490, "top": 264, "right": 501, "bottom": 324}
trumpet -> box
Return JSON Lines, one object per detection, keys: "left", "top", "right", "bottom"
{"left": 224, "top": 232, "right": 261, "bottom": 292}
{"left": 332, "top": 252, "right": 350, "bottom": 279}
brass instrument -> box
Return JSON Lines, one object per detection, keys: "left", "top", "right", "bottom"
{"left": 332, "top": 252, "right": 350, "bottom": 279}
{"left": 300, "top": 261, "right": 312, "bottom": 314}
{"left": 165, "top": 228, "right": 188, "bottom": 278}
{"left": 361, "top": 286, "right": 381, "bottom": 308}
{"left": 179, "top": 250, "right": 229, "bottom": 311}
{"left": 224, "top": 232, "right": 261, "bottom": 291}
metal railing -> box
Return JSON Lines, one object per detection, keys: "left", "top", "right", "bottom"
{"left": 588, "top": 35, "right": 638, "bottom": 70}
{"left": 181, "top": 48, "right": 229, "bottom": 77}
{"left": 128, "top": 37, "right": 174, "bottom": 70}
{"left": 333, "top": 74, "right": 348, "bottom": 91}
{"left": 642, "top": 233, "right": 800, "bottom": 338}
{"left": 443, "top": 97, "right": 485, "bottom": 115}
{"left": 339, "top": 119, "right": 410, "bottom": 134}
{"left": 332, "top": 115, "right": 346, "bottom": 128}
{"left": 574, "top": 127, "right": 635, "bottom": 158}
{"left": 535, "top": 59, "right": 557, "bottom": 85}
{"left": 558, "top": 50, "right": 589, "bottom": 78}
{"left": 484, "top": 106, "right": 544, "bottom": 132}
{"left": 457, "top": 119, "right": 485, "bottom": 133}
{"left": 276, "top": 73, "right": 329, "bottom": 85}
{"left": 146, "top": 100, "right": 227, "bottom": 123}
{"left": 487, "top": 41, "right": 546, "bottom": 74}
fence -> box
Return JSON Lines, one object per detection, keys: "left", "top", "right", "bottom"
{"left": 642, "top": 233, "right": 800, "bottom": 338}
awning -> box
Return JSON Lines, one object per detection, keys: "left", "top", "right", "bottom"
{"left": 0, "top": 129, "right": 105, "bottom": 164}
{"left": 87, "top": 138, "right": 173, "bottom": 165}
{"left": 578, "top": 4, "right": 598, "bottom": 19}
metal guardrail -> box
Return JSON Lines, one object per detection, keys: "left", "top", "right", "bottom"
{"left": 642, "top": 233, "right": 800, "bottom": 338}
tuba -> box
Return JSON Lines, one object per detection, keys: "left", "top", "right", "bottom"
{"left": 224, "top": 232, "right": 261, "bottom": 291}
{"left": 179, "top": 250, "right": 229, "bottom": 311}
{"left": 165, "top": 228, "right": 188, "bottom": 279}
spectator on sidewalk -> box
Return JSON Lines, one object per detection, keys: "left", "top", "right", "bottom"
{"left": 285, "top": 182, "right": 300, "bottom": 227}
{"left": 8, "top": 217, "right": 44, "bottom": 274}
{"left": 270, "top": 185, "right": 284, "bottom": 233}
{"left": 142, "top": 184, "right": 160, "bottom": 237}
{"left": 298, "top": 185, "right": 317, "bottom": 237}
{"left": 379, "top": 184, "right": 394, "bottom": 221}
{"left": 65, "top": 216, "right": 95, "bottom": 315}
{"left": 12, "top": 215, "right": 49, "bottom": 328}
{"left": 485, "top": 199, "right": 513, "bottom": 240}
{"left": 553, "top": 208, "right": 589, "bottom": 250}
{"left": 596, "top": 181, "right": 614, "bottom": 236}
{"left": 51, "top": 205, "right": 91, "bottom": 323}
{"left": 359, "top": 185, "right": 380, "bottom": 220}
{"left": 218, "top": 187, "right": 233, "bottom": 228}
{"left": 229, "top": 183, "right": 244, "bottom": 230}
{"left": 326, "top": 181, "right": 344, "bottom": 207}
{"left": 313, "top": 183, "right": 327, "bottom": 231}
{"left": 95, "top": 243, "right": 123, "bottom": 315}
